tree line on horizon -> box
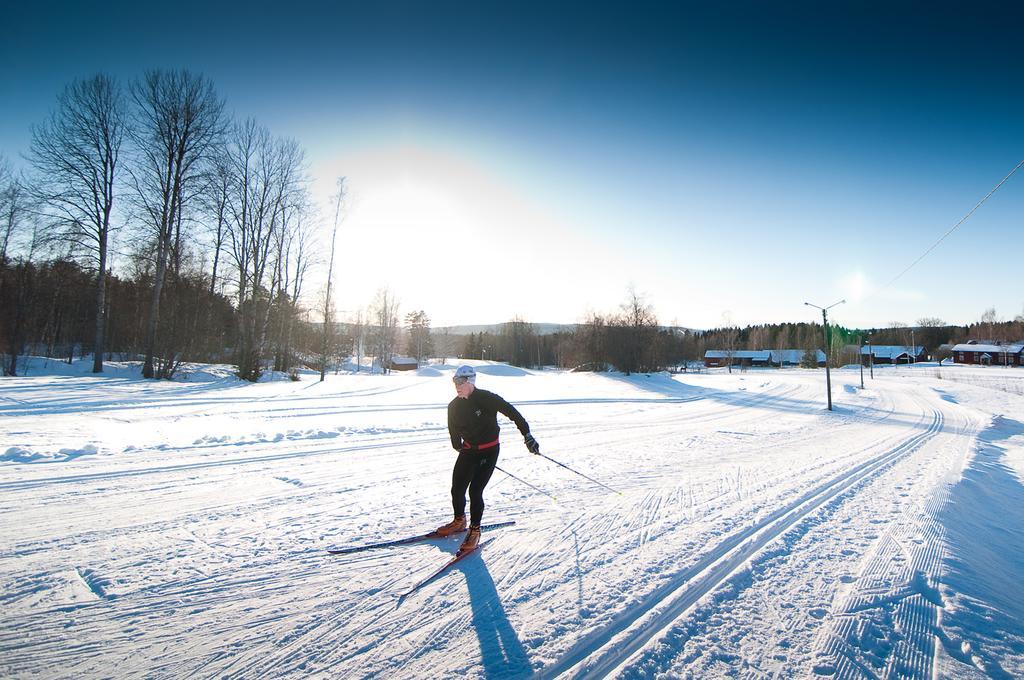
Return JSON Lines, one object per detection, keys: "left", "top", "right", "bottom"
{"left": 455, "top": 306, "right": 1024, "bottom": 373}
{"left": 2, "top": 241, "right": 1022, "bottom": 377}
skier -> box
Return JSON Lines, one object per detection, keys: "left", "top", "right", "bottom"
{"left": 436, "top": 364, "right": 540, "bottom": 554}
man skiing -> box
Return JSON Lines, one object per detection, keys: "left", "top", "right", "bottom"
{"left": 436, "top": 364, "right": 540, "bottom": 554}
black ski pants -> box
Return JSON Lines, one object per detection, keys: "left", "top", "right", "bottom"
{"left": 451, "top": 446, "right": 499, "bottom": 526}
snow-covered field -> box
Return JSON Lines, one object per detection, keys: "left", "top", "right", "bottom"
{"left": 2, "top": 360, "right": 1023, "bottom": 679}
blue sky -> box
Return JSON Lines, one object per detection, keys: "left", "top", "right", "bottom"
{"left": 2, "top": 2, "right": 1022, "bottom": 329}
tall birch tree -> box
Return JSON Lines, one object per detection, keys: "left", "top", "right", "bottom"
{"left": 225, "top": 120, "right": 307, "bottom": 381}
{"left": 320, "top": 177, "right": 345, "bottom": 381}
{"left": 27, "top": 74, "right": 126, "bottom": 373}
{"left": 129, "top": 69, "right": 225, "bottom": 378}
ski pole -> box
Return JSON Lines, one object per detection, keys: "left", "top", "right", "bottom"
{"left": 495, "top": 464, "right": 557, "bottom": 502}
{"left": 536, "top": 452, "right": 622, "bottom": 495}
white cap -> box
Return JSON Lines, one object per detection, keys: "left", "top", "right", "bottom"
{"left": 454, "top": 365, "right": 476, "bottom": 383}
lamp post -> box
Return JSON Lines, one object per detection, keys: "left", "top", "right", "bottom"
{"left": 805, "top": 299, "right": 846, "bottom": 411}
{"left": 910, "top": 329, "right": 916, "bottom": 365}
{"left": 859, "top": 336, "right": 865, "bottom": 389}
{"left": 868, "top": 336, "right": 874, "bottom": 379}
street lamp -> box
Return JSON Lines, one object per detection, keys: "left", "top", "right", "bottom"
{"left": 868, "top": 336, "right": 874, "bottom": 379}
{"left": 859, "top": 336, "right": 865, "bottom": 389}
{"left": 805, "top": 299, "right": 846, "bottom": 411}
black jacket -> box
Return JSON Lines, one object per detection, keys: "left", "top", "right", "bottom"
{"left": 448, "top": 388, "right": 530, "bottom": 451}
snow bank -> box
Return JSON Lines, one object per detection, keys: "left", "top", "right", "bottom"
{"left": 2, "top": 444, "right": 98, "bottom": 464}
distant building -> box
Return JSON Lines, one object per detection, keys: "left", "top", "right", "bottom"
{"left": 704, "top": 349, "right": 824, "bottom": 368}
{"left": 771, "top": 349, "right": 825, "bottom": 367}
{"left": 860, "top": 345, "right": 924, "bottom": 365}
{"left": 951, "top": 342, "right": 1023, "bottom": 366}
{"left": 390, "top": 356, "right": 419, "bottom": 371}
{"left": 703, "top": 350, "right": 771, "bottom": 368}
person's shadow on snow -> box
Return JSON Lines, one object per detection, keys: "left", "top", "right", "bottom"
{"left": 463, "top": 557, "right": 532, "bottom": 678}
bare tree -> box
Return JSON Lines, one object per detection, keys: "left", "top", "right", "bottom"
{"left": 748, "top": 324, "right": 770, "bottom": 352}
{"left": 320, "top": 177, "right": 345, "bottom": 381}
{"left": 721, "top": 326, "right": 740, "bottom": 373}
{"left": 887, "top": 320, "right": 909, "bottom": 347}
{"left": 274, "top": 194, "right": 317, "bottom": 373}
{"left": 434, "top": 327, "right": 456, "bottom": 365}
{"left": 979, "top": 307, "right": 999, "bottom": 341}
{"left": 914, "top": 317, "right": 946, "bottom": 358}
{"left": 351, "top": 307, "right": 367, "bottom": 373}
{"left": 571, "top": 311, "right": 608, "bottom": 371}
{"left": 222, "top": 121, "right": 308, "bottom": 381}
{"left": 224, "top": 119, "right": 265, "bottom": 367}
{"left": 616, "top": 286, "right": 658, "bottom": 373}
{"left": 129, "top": 69, "right": 225, "bottom": 378}
{"left": 27, "top": 74, "right": 126, "bottom": 373}
{"left": 0, "top": 212, "right": 47, "bottom": 376}
{"left": 370, "top": 288, "right": 400, "bottom": 374}
{"left": 202, "top": 150, "right": 232, "bottom": 297}
{"left": 720, "top": 312, "right": 738, "bottom": 374}
{"left": 0, "top": 156, "right": 33, "bottom": 262}
{"left": 775, "top": 327, "right": 787, "bottom": 369}
{"left": 255, "top": 139, "right": 306, "bottom": 375}
{"left": 0, "top": 154, "right": 12, "bottom": 260}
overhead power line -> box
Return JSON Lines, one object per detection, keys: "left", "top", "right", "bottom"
{"left": 880, "top": 158, "right": 1024, "bottom": 291}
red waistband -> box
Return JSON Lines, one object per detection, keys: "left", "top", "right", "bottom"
{"left": 463, "top": 437, "right": 499, "bottom": 451}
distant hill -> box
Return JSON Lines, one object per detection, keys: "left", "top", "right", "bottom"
{"left": 310, "top": 321, "right": 699, "bottom": 336}
{"left": 435, "top": 323, "right": 699, "bottom": 336}
{"left": 435, "top": 323, "right": 575, "bottom": 336}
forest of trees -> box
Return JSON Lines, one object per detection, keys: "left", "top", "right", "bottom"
{"left": 3, "top": 72, "right": 1023, "bottom": 380}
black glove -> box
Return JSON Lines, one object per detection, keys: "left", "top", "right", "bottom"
{"left": 524, "top": 433, "right": 540, "bottom": 454}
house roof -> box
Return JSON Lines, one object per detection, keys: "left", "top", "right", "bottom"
{"left": 704, "top": 350, "right": 772, "bottom": 360}
{"left": 703, "top": 349, "right": 825, "bottom": 362}
{"left": 860, "top": 345, "right": 923, "bottom": 359}
{"left": 951, "top": 343, "right": 1024, "bottom": 353}
{"left": 770, "top": 349, "right": 825, "bottom": 363}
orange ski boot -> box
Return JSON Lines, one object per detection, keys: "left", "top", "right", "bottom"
{"left": 458, "top": 525, "right": 481, "bottom": 555}
{"left": 434, "top": 516, "right": 466, "bottom": 537}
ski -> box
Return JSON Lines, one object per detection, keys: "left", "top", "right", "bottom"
{"left": 327, "top": 520, "right": 515, "bottom": 555}
{"left": 398, "top": 541, "right": 487, "bottom": 599}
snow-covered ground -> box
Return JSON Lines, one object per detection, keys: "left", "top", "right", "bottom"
{"left": 2, "top": 360, "right": 1023, "bottom": 678}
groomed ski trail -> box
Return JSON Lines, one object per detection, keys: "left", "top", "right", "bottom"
{"left": 536, "top": 405, "right": 948, "bottom": 678}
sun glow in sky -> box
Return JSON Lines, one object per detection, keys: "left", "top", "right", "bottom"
{"left": 842, "top": 271, "right": 868, "bottom": 305}
{"left": 3, "top": 2, "right": 1023, "bottom": 329}
{"left": 322, "top": 144, "right": 632, "bottom": 326}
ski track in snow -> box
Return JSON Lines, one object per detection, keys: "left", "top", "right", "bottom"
{"left": 1, "top": 365, "right": 1022, "bottom": 679}
{"left": 538, "top": 398, "right": 949, "bottom": 678}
